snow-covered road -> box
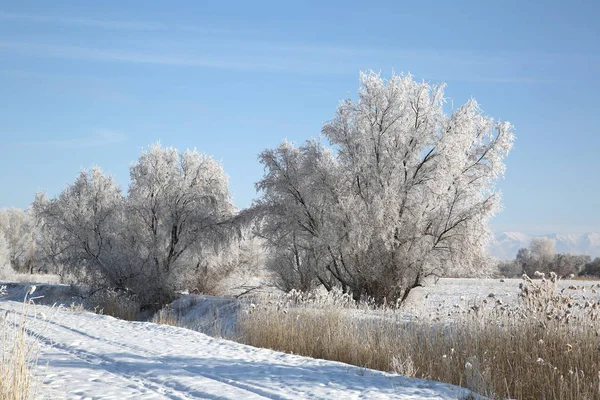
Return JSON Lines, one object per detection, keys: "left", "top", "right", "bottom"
{"left": 1, "top": 300, "right": 474, "bottom": 399}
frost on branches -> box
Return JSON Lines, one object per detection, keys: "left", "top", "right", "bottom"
{"left": 255, "top": 71, "right": 514, "bottom": 303}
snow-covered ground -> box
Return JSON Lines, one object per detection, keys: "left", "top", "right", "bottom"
{"left": 6, "top": 277, "right": 596, "bottom": 399}
{"left": 401, "top": 277, "right": 600, "bottom": 318}
{"left": 1, "top": 296, "right": 477, "bottom": 399}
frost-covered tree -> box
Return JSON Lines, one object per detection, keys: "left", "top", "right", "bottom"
{"left": 518, "top": 237, "right": 556, "bottom": 275}
{"left": 126, "top": 143, "right": 235, "bottom": 303}
{"left": 0, "top": 208, "right": 36, "bottom": 273}
{"left": 554, "top": 253, "right": 589, "bottom": 277}
{"left": 580, "top": 257, "right": 600, "bottom": 277}
{"left": 515, "top": 247, "right": 532, "bottom": 271}
{"left": 255, "top": 139, "right": 339, "bottom": 292}
{"left": 256, "top": 71, "right": 514, "bottom": 303}
{"left": 529, "top": 237, "right": 556, "bottom": 264}
{"left": 516, "top": 238, "right": 588, "bottom": 277}
{"left": 32, "top": 167, "right": 125, "bottom": 285}
{"left": 0, "top": 231, "right": 13, "bottom": 278}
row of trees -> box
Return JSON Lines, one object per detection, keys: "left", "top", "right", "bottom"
{"left": 32, "top": 145, "right": 238, "bottom": 307}
{"left": 498, "top": 237, "right": 599, "bottom": 278}
{"left": 2, "top": 71, "right": 515, "bottom": 306}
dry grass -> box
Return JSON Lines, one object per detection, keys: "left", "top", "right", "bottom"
{"left": 239, "top": 277, "right": 600, "bottom": 400}
{"left": 151, "top": 306, "right": 182, "bottom": 326}
{"left": 68, "top": 290, "right": 141, "bottom": 321}
{"left": 150, "top": 297, "right": 233, "bottom": 338}
{"left": 93, "top": 292, "right": 139, "bottom": 321}
{"left": 0, "top": 285, "right": 39, "bottom": 400}
{"left": 8, "top": 274, "right": 62, "bottom": 285}
{"left": 0, "top": 270, "right": 62, "bottom": 285}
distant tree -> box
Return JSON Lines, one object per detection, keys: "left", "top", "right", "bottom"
{"left": 518, "top": 237, "right": 557, "bottom": 275}
{"left": 554, "top": 253, "right": 590, "bottom": 277}
{"left": 0, "top": 208, "right": 36, "bottom": 273}
{"left": 530, "top": 237, "right": 556, "bottom": 265}
{"left": 580, "top": 257, "right": 600, "bottom": 277}
{"left": 513, "top": 238, "right": 592, "bottom": 278}
{"left": 0, "top": 231, "right": 12, "bottom": 278}
{"left": 515, "top": 247, "right": 532, "bottom": 275}
{"left": 256, "top": 71, "right": 514, "bottom": 303}
{"left": 498, "top": 259, "right": 522, "bottom": 277}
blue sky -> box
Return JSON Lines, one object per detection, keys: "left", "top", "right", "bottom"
{"left": 0, "top": 0, "right": 598, "bottom": 235}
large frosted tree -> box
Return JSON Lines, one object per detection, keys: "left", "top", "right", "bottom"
{"left": 126, "top": 143, "right": 235, "bottom": 302}
{"left": 256, "top": 71, "right": 514, "bottom": 302}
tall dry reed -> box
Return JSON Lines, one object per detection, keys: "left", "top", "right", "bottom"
{"left": 239, "top": 277, "right": 600, "bottom": 399}
{"left": 0, "top": 285, "right": 39, "bottom": 400}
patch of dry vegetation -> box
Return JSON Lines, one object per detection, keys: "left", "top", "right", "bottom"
{"left": 90, "top": 291, "right": 139, "bottom": 321}
{"left": 239, "top": 276, "right": 600, "bottom": 399}
{"left": 0, "top": 286, "right": 39, "bottom": 400}
{"left": 151, "top": 306, "right": 182, "bottom": 326}
{"left": 67, "top": 289, "right": 141, "bottom": 321}
{"left": 5, "top": 274, "right": 62, "bottom": 285}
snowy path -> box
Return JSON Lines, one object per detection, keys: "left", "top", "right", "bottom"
{"left": 1, "top": 300, "right": 474, "bottom": 399}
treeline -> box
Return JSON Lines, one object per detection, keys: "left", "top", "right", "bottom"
{"left": 497, "top": 237, "right": 600, "bottom": 278}
{"left": 0, "top": 71, "right": 515, "bottom": 307}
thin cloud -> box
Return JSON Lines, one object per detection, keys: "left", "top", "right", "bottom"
{"left": 0, "top": 40, "right": 511, "bottom": 76}
{"left": 0, "top": 40, "right": 285, "bottom": 71}
{"left": 0, "top": 10, "right": 251, "bottom": 35}
{"left": 430, "top": 75, "right": 558, "bottom": 85}
{"left": 0, "top": 38, "right": 569, "bottom": 82}
{"left": 20, "top": 130, "right": 127, "bottom": 149}
{"left": 0, "top": 10, "right": 164, "bottom": 30}
{"left": 491, "top": 223, "right": 600, "bottom": 235}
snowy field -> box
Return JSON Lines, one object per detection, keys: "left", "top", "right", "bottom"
{"left": 1, "top": 298, "right": 476, "bottom": 400}
{"left": 401, "top": 277, "right": 600, "bottom": 318}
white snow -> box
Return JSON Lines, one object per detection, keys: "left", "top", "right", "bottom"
{"left": 1, "top": 299, "right": 477, "bottom": 399}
